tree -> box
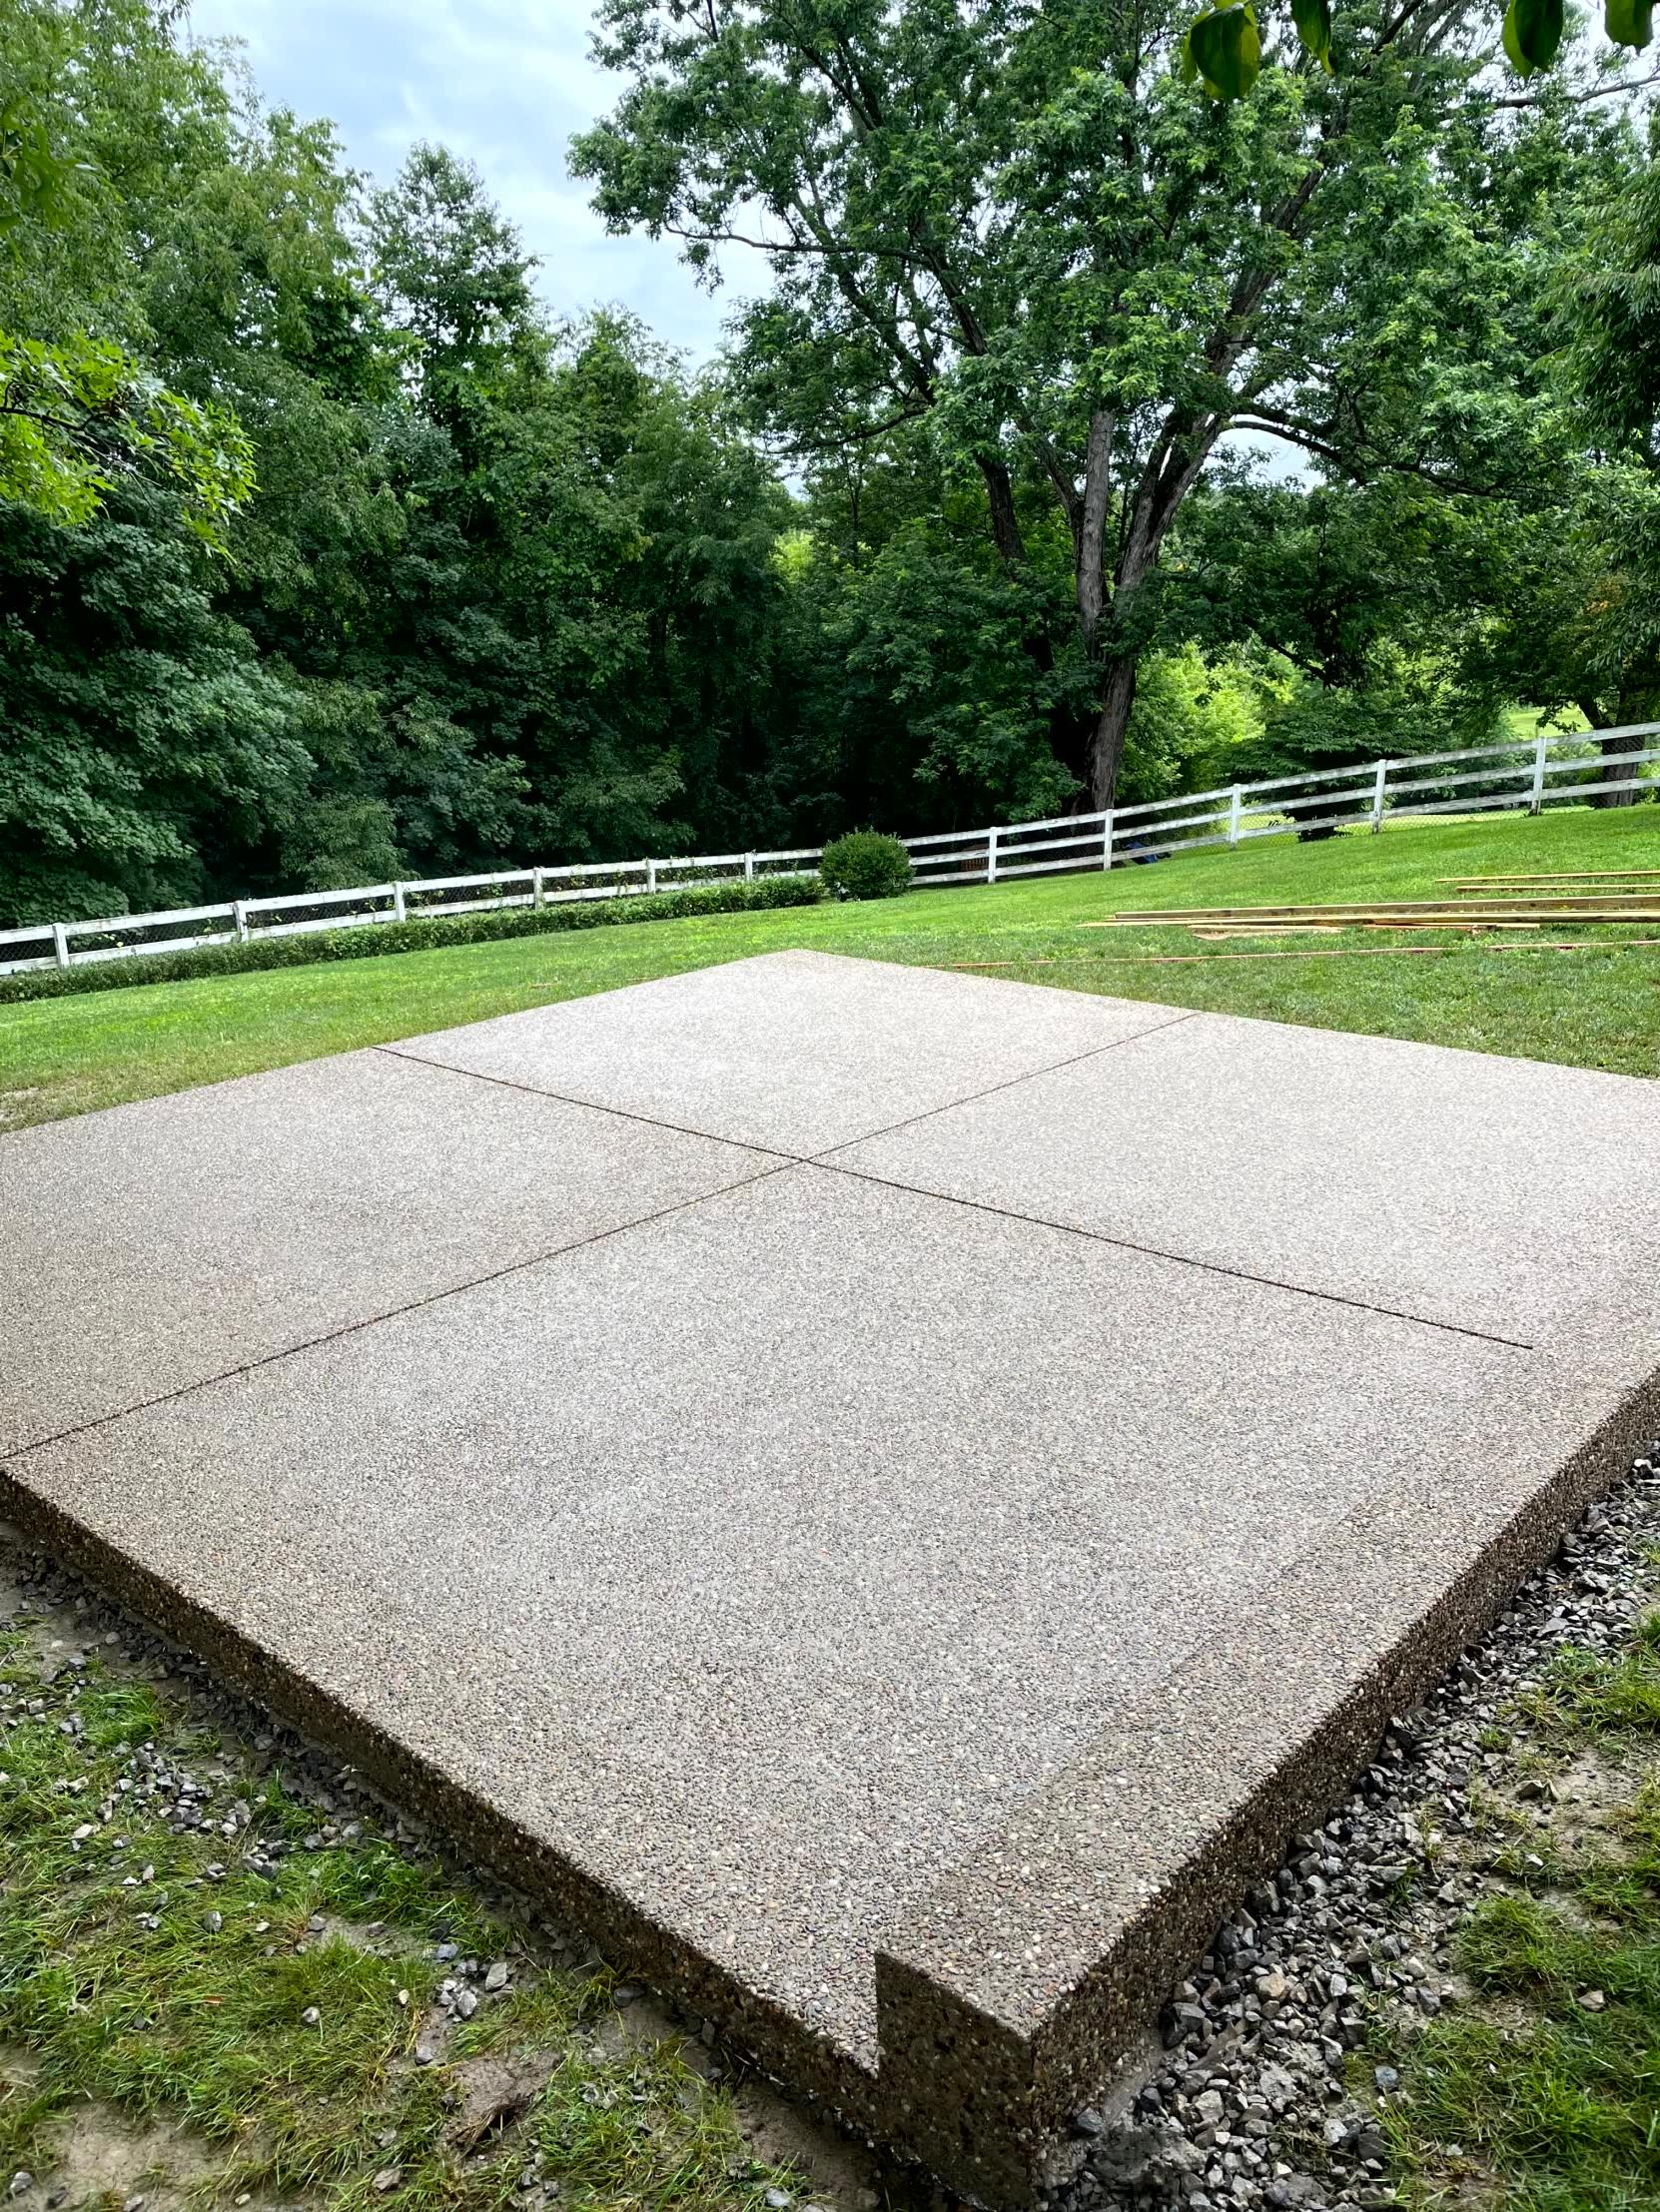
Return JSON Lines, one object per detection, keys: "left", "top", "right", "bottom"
{"left": 0, "top": 6, "right": 253, "bottom": 537}
{"left": 1551, "top": 142, "right": 1660, "bottom": 800}
{"left": 366, "top": 144, "right": 540, "bottom": 441}
{"left": 1165, "top": 469, "right": 1522, "bottom": 762}
{"left": 575, "top": 0, "right": 1651, "bottom": 808}
{"left": 0, "top": 486, "right": 310, "bottom": 920}
{"left": 1437, "top": 127, "right": 1660, "bottom": 805}
{"left": 0, "top": 329, "right": 252, "bottom": 539}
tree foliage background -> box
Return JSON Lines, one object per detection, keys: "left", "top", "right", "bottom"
{"left": 0, "top": 0, "right": 1654, "bottom": 926}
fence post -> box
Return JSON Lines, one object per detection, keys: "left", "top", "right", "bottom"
{"left": 234, "top": 899, "right": 250, "bottom": 944}
{"left": 1370, "top": 759, "right": 1388, "bottom": 833}
{"left": 1529, "top": 733, "right": 1548, "bottom": 815}
{"left": 392, "top": 881, "right": 408, "bottom": 924}
{"left": 987, "top": 826, "right": 1000, "bottom": 884}
{"left": 532, "top": 866, "right": 545, "bottom": 908}
{"left": 744, "top": 851, "right": 755, "bottom": 883}
{"left": 1102, "top": 810, "right": 1116, "bottom": 872}
{"left": 51, "top": 922, "right": 70, "bottom": 973}
{"left": 646, "top": 858, "right": 657, "bottom": 896}
{"left": 1227, "top": 784, "right": 1244, "bottom": 847}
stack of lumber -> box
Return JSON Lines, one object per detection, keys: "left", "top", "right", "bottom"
{"left": 1089, "top": 890, "right": 1660, "bottom": 939}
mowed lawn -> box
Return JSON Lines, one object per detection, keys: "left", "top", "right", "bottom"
{"left": 4, "top": 807, "right": 1659, "bottom": 1131}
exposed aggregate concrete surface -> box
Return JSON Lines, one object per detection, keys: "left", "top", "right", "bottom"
{"left": 3, "top": 950, "right": 1659, "bottom": 2204}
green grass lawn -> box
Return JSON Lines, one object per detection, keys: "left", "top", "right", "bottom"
{"left": 4, "top": 808, "right": 1659, "bottom": 1132}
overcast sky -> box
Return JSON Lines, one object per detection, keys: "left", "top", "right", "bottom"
{"left": 182, "top": 0, "right": 768, "bottom": 363}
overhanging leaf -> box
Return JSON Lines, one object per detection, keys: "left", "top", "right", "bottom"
{"left": 1188, "top": 5, "right": 1261, "bottom": 99}
{"left": 1605, "top": 0, "right": 1654, "bottom": 49}
{"left": 1502, "top": 0, "right": 1566, "bottom": 73}
{"left": 1290, "top": 0, "right": 1333, "bottom": 66}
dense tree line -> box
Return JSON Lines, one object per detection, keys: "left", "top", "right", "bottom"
{"left": 0, "top": 0, "right": 1654, "bottom": 927}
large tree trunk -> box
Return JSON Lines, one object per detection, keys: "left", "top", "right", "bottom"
{"left": 1594, "top": 685, "right": 1657, "bottom": 807}
{"left": 1577, "top": 685, "right": 1657, "bottom": 808}
{"left": 1087, "top": 653, "right": 1139, "bottom": 809}
{"left": 1596, "top": 729, "right": 1644, "bottom": 807}
{"left": 1074, "top": 414, "right": 1215, "bottom": 813}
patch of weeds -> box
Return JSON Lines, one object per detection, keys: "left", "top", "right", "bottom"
{"left": 0, "top": 1627, "right": 804, "bottom": 2212}
{"left": 77, "top": 1681, "right": 169, "bottom": 1750}
{"left": 1577, "top": 1780, "right": 1660, "bottom": 1935}
{"left": 304, "top": 1837, "right": 499, "bottom": 1952}
{"left": 527, "top": 2042, "right": 778, "bottom": 2212}
{"left": 1384, "top": 1629, "right": 1660, "bottom": 2210}
{"left": 0, "top": 2080, "right": 58, "bottom": 2175}
{"left": 1386, "top": 1879, "right": 1660, "bottom": 2209}
{"left": 1485, "top": 1825, "right": 1564, "bottom": 1888}
{"left": 449, "top": 1980, "right": 599, "bottom": 2064}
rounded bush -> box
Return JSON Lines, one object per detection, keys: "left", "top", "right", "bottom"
{"left": 820, "top": 829, "right": 913, "bottom": 901}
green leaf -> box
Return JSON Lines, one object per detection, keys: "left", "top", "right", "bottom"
{"left": 1502, "top": 0, "right": 1566, "bottom": 73}
{"left": 1290, "top": 0, "right": 1333, "bottom": 65}
{"left": 1605, "top": 0, "right": 1654, "bottom": 48}
{"left": 1180, "top": 25, "right": 1200, "bottom": 81}
{"left": 1187, "top": 4, "right": 1261, "bottom": 98}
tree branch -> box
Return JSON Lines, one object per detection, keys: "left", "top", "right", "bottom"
{"left": 1488, "top": 69, "right": 1660, "bottom": 109}
{"left": 1232, "top": 409, "right": 1513, "bottom": 497}
{"left": 0, "top": 397, "right": 113, "bottom": 451}
{"left": 663, "top": 220, "right": 927, "bottom": 264}
{"left": 769, "top": 397, "right": 934, "bottom": 455}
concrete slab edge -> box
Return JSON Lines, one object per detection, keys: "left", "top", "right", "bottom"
{"left": 0, "top": 1468, "right": 884, "bottom": 2139}
{"left": 872, "top": 1352, "right": 1660, "bottom": 2206}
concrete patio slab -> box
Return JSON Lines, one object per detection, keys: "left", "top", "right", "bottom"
{"left": 829, "top": 1011, "right": 1660, "bottom": 1346}
{"left": 383, "top": 947, "right": 1190, "bottom": 1154}
{"left": 3, "top": 953, "right": 1658, "bottom": 2205}
{"left": 0, "top": 1049, "right": 772, "bottom": 1454}
{"left": 2, "top": 1169, "right": 1523, "bottom": 2087}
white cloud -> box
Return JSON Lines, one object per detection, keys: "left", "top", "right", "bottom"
{"left": 183, "top": 0, "right": 769, "bottom": 361}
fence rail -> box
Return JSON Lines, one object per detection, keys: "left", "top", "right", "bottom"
{"left": 4, "top": 724, "right": 1656, "bottom": 979}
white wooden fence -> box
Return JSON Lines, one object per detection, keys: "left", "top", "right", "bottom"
{"left": 3, "top": 723, "right": 1656, "bottom": 979}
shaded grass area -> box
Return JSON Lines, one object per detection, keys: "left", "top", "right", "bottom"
{"left": 0, "top": 1609, "right": 809, "bottom": 2212}
{"left": 1386, "top": 1617, "right": 1660, "bottom": 2211}
{"left": 2, "top": 808, "right": 1659, "bottom": 1132}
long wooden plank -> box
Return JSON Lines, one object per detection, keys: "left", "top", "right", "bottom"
{"left": 1088, "top": 911, "right": 1660, "bottom": 936}
{"left": 1094, "top": 894, "right": 1660, "bottom": 923}
{"left": 1443, "top": 876, "right": 1660, "bottom": 896}
{"left": 1091, "top": 913, "right": 1660, "bottom": 932}
{"left": 1190, "top": 922, "right": 1557, "bottom": 939}
{"left": 1439, "top": 870, "right": 1660, "bottom": 886}
{"left": 1124, "top": 896, "right": 1660, "bottom": 913}
{"left": 956, "top": 938, "right": 1660, "bottom": 970}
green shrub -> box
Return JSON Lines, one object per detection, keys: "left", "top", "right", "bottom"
{"left": 0, "top": 872, "right": 822, "bottom": 1007}
{"left": 819, "top": 830, "right": 913, "bottom": 901}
